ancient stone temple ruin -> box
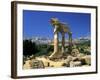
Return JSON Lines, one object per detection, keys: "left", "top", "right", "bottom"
{"left": 23, "top": 17, "right": 91, "bottom": 69}
{"left": 49, "top": 18, "right": 72, "bottom": 58}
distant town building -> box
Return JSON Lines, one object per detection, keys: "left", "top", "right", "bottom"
{"left": 31, "top": 37, "right": 52, "bottom": 45}
{"left": 23, "top": 36, "right": 90, "bottom": 46}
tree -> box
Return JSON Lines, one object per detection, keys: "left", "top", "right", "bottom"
{"left": 23, "top": 40, "right": 38, "bottom": 56}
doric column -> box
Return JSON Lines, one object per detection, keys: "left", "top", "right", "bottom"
{"left": 61, "top": 32, "right": 65, "bottom": 53}
{"left": 49, "top": 25, "right": 59, "bottom": 58}
{"left": 68, "top": 32, "right": 72, "bottom": 53}
{"left": 54, "top": 25, "right": 59, "bottom": 53}
{"left": 69, "top": 32, "right": 72, "bottom": 46}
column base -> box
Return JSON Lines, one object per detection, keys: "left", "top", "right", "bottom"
{"left": 49, "top": 51, "right": 63, "bottom": 59}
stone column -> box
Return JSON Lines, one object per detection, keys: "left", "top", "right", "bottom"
{"left": 69, "top": 32, "right": 72, "bottom": 46}
{"left": 54, "top": 25, "right": 59, "bottom": 53}
{"left": 61, "top": 32, "right": 65, "bottom": 54}
{"left": 68, "top": 32, "right": 72, "bottom": 53}
{"left": 49, "top": 25, "right": 59, "bottom": 58}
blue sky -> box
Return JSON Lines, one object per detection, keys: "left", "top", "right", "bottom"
{"left": 23, "top": 10, "right": 91, "bottom": 39}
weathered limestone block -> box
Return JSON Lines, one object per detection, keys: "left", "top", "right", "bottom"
{"left": 70, "top": 61, "right": 81, "bottom": 67}
{"left": 62, "top": 59, "right": 71, "bottom": 67}
{"left": 36, "top": 57, "right": 50, "bottom": 67}
{"left": 67, "top": 55, "right": 73, "bottom": 61}
{"left": 61, "top": 55, "right": 73, "bottom": 67}
{"left": 77, "top": 53, "right": 85, "bottom": 58}
{"left": 71, "top": 48, "right": 79, "bottom": 57}
{"left": 31, "top": 60, "right": 44, "bottom": 69}
{"left": 23, "top": 60, "right": 31, "bottom": 69}
{"left": 81, "top": 55, "right": 91, "bottom": 65}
